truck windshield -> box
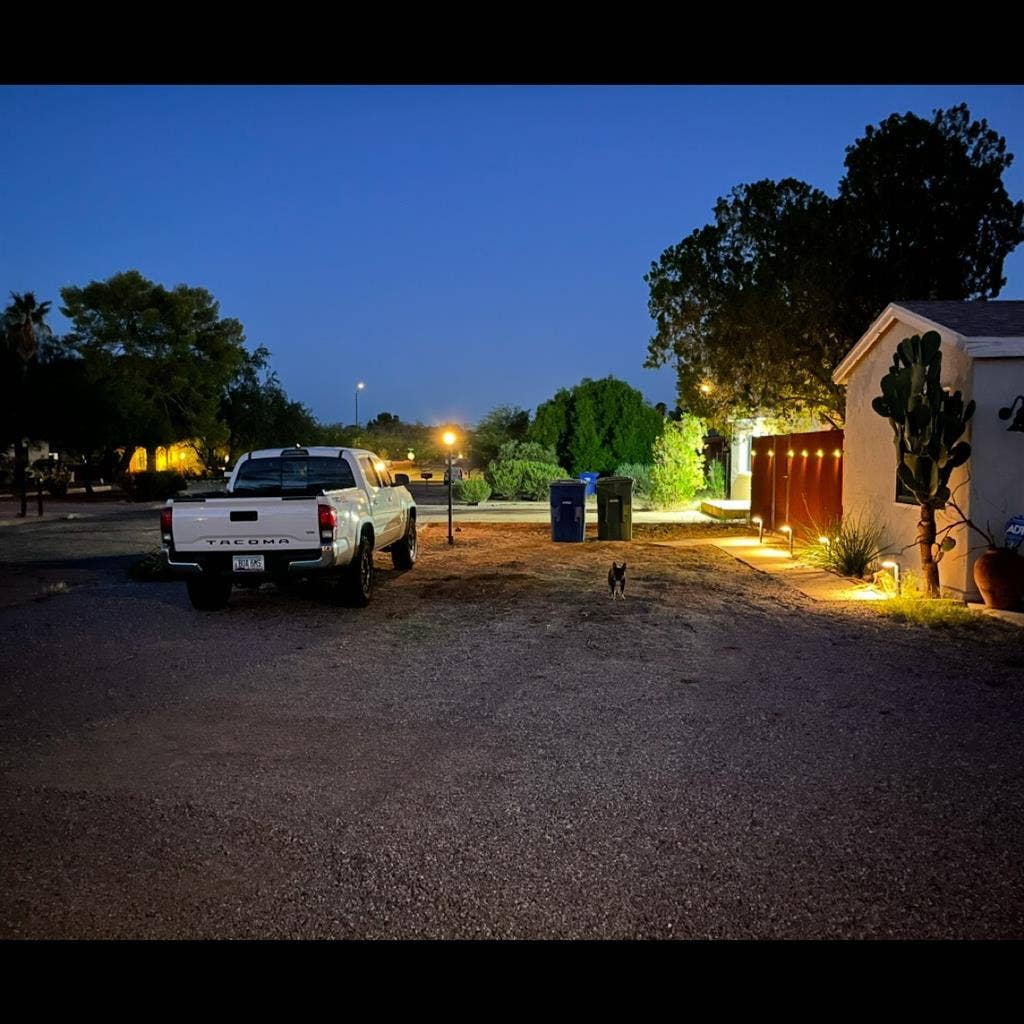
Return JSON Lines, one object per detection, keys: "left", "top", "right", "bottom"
{"left": 232, "top": 457, "right": 357, "bottom": 496}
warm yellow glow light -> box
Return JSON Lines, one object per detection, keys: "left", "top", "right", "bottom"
{"left": 780, "top": 525, "right": 792, "bottom": 534}
{"left": 374, "top": 461, "right": 387, "bottom": 474}
{"left": 801, "top": 449, "right": 809, "bottom": 457}
{"left": 767, "top": 450, "right": 774, "bottom": 457}
{"left": 816, "top": 449, "right": 824, "bottom": 457}
{"left": 787, "top": 449, "right": 795, "bottom": 457}
{"left": 442, "top": 431, "right": 456, "bottom": 447}
{"left": 833, "top": 449, "right": 842, "bottom": 457}
{"left": 752, "top": 516, "right": 762, "bottom": 525}
{"left": 819, "top": 535, "right": 830, "bottom": 545}
{"left": 881, "top": 561, "right": 898, "bottom": 570}
{"left": 407, "top": 450, "right": 415, "bottom": 461}
{"left": 699, "top": 382, "right": 713, "bottom": 395}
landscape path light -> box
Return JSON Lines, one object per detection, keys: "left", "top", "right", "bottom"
{"left": 752, "top": 515, "right": 764, "bottom": 543}
{"left": 781, "top": 524, "right": 793, "bottom": 557}
{"left": 881, "top": 560, "right": 901, "bottom": 595}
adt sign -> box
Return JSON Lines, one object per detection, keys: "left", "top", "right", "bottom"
{"left": 1006, "top": 515, "right": 1024, "bottom": 549}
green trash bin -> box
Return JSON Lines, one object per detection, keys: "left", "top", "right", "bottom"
{"left": 596, "top": 476, "right": 633, "bottom": 541}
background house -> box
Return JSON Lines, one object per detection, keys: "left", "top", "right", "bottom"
{"left": 833, "top": 301, "right": 1024, "bottom": 600}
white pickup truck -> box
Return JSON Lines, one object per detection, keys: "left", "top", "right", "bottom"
{"left": 160, "top": 446, "right": 416, "bottom": 610}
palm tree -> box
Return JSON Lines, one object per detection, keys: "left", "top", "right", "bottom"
{"left": 3, "top": 292, "right": 53, "bottom": 515}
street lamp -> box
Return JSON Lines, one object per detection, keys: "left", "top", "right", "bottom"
{"left": 443, "top": 430, "right": 456, "bottom": 545}
{"left": 355, "top": 381, "right": 365, "bottom": 429}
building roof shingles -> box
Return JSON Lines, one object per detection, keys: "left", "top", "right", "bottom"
{"left": 897, "top": 300, "right": 1024, "bottom": 338}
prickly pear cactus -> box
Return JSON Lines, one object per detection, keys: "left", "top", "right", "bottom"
{"left": 872, "top": 331, "right": 974, "bottom": 596}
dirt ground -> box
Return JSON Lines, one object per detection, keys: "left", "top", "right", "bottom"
{"left": 1, "top": 517, "right": 1022, "bottom": 938}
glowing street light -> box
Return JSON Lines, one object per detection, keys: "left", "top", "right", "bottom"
{"left": 443, "top": 430, "right": 457, "bottom": 545}
{"left": 355, "top": 381, "right": 365, "bottom": 429}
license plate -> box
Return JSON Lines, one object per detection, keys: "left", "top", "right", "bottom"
{"left": 232, "top": 554, "right": 265, "bottom": 572}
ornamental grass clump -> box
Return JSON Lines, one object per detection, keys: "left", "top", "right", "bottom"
{"left": 805, "top": 512, "right": 887, "bottom": 579}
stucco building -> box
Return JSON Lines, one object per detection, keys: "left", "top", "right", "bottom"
{"left": 833, "top": 300, "right": 1024, "bottom": 600}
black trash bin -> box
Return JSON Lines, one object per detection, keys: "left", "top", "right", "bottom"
{"left": 549, "top": 479, "right": 586, "bottom": 542}
{"left": 596, "top": 476, "right": 633, "bottom": 541}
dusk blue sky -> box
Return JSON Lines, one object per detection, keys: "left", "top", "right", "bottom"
{"left": 3, "top": 85, "right": 1024, "bottom": 428}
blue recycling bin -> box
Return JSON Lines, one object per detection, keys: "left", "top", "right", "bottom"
{"left": 550, "top": 479, "right": 586, "bottom": 542}
{"left": 578, "top": 471, "right": 599, "bottom": 496}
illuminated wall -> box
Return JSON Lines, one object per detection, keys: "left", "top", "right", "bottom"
{"left": 126, "top": 442, "right": 209, "bottom": 475}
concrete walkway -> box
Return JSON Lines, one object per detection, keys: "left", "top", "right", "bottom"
{"left": 657, "top": 534, "right": 888, "bottom": 603}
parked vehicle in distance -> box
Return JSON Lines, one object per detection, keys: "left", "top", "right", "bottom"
{"left": 160, "top": 446, "right": 416, "bottom": 610}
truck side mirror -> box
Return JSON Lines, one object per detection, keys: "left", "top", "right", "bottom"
{"left": 394, "top": 473, "right": 410, "bottom": 487}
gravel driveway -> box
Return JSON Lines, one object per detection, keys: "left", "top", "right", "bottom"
{"left": 1, "top": 508, "right": 1022, "bottom": 938}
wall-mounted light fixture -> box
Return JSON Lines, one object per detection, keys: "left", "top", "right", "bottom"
{"left": 998, "top": 395, "right": 1024, "bottom": 433}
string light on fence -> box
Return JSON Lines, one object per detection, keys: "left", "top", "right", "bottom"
{"left": 833, "top": 449, "right": 842, "bottom": 458}
{"left": 816, "top": 449, "right": 824, "bottom": 458}
{"left": 801, "top": 449, "right": 809, "bottom": 457}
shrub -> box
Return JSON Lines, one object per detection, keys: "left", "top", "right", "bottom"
{"left": 455, "top": 477, "right": 492, "bottom": 504}
{"left": 486, "top": 455, "right": 567, "bottom": 499}
{"left": 650, "top": 414, "right": 706, "bottom": 508}
{"left": 128, "top": 549, "right": 169, "bottom": 581}
{"left": 615, "top": 462, "right": 653, "bottom": 498}
{"left": 126, "top": 471, "right": 188, "bottom": 502}
{"left": 32, "top": 458, "right": 73, "bottom": 497}
{"left": 804, "top": 511, "right": 887, "bottom": 579}
{"left": 702, "top": 459, "right": 726, "bottom": 499}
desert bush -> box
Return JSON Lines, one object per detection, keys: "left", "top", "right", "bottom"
{"left": 615, "top": 462, "right": 653, "bottom": 498}
{"left": 126, "top": 471, "right": 188, "bottom": 502}
{"left": 486, "top": 453, "right": 566, "bottom": 499}
{"left": 804, "top": 511, "right": 887, "bottom": 579}
{"left": 32, "top": 457, "right": 73, "bottom": 497}
{"left": 455, "top": 477, "right": 492, "bottom": 504}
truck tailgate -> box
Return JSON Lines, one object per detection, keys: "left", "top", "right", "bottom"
{"left": 170, "top": 497, "right": 320, "bottom": 551}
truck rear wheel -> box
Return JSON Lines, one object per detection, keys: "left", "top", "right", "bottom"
{"left": 391, "top": 515, "right": 416, "bottom": 569}
{"left": 342, "top": 534, "right": 374, "bottom": 606}
{"left": 186, "top": 576, "right": 232, "bottom": 611}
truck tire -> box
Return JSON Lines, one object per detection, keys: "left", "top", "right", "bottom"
{"left": 186, "top": 576, "right": 233, "bottom": 611}
{"left": 342, "top": 533, "right": 375, "bottom": 606}
{"left": 391, "top": 514, "right": 417, "bottom": 569}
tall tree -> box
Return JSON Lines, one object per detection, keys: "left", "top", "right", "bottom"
{"left": 60, "top": 270, "right": 250, "bottom": 475}
{"left": 530, "top": 377, "right": 664, "bottom": 474}
{"left": 2, "top": 293, "right": 53, "bottom": 514}
{"left": 471, "top": 404, "right": 530, "bottom": 467}
{"left": 645, "top": 105, "right": 1024, "bottom": 428}
{"left": 220, "top": 346, "right": 321, "bottom": 463}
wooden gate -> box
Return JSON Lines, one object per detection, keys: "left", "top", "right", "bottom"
{"left": 749, "top": 430, "right": 844, "bottom": 536}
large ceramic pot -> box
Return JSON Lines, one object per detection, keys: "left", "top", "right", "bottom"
{"left": 973, "top": 547, "right": 1024, "bottom": 610}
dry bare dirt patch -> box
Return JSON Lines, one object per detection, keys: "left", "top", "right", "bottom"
{"left": 1, "top": 519, "right": 1022, "bottom": 938}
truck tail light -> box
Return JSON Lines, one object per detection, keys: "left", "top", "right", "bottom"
{"left": 160, "top": 506, "right": 173, "bottom": 541}
{"left": 318, "top": 504, "right": 337, "bottom": 541}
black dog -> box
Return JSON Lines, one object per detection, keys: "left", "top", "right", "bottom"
{"left": 608, "top": 561, "right": 626, "bottom": 599}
